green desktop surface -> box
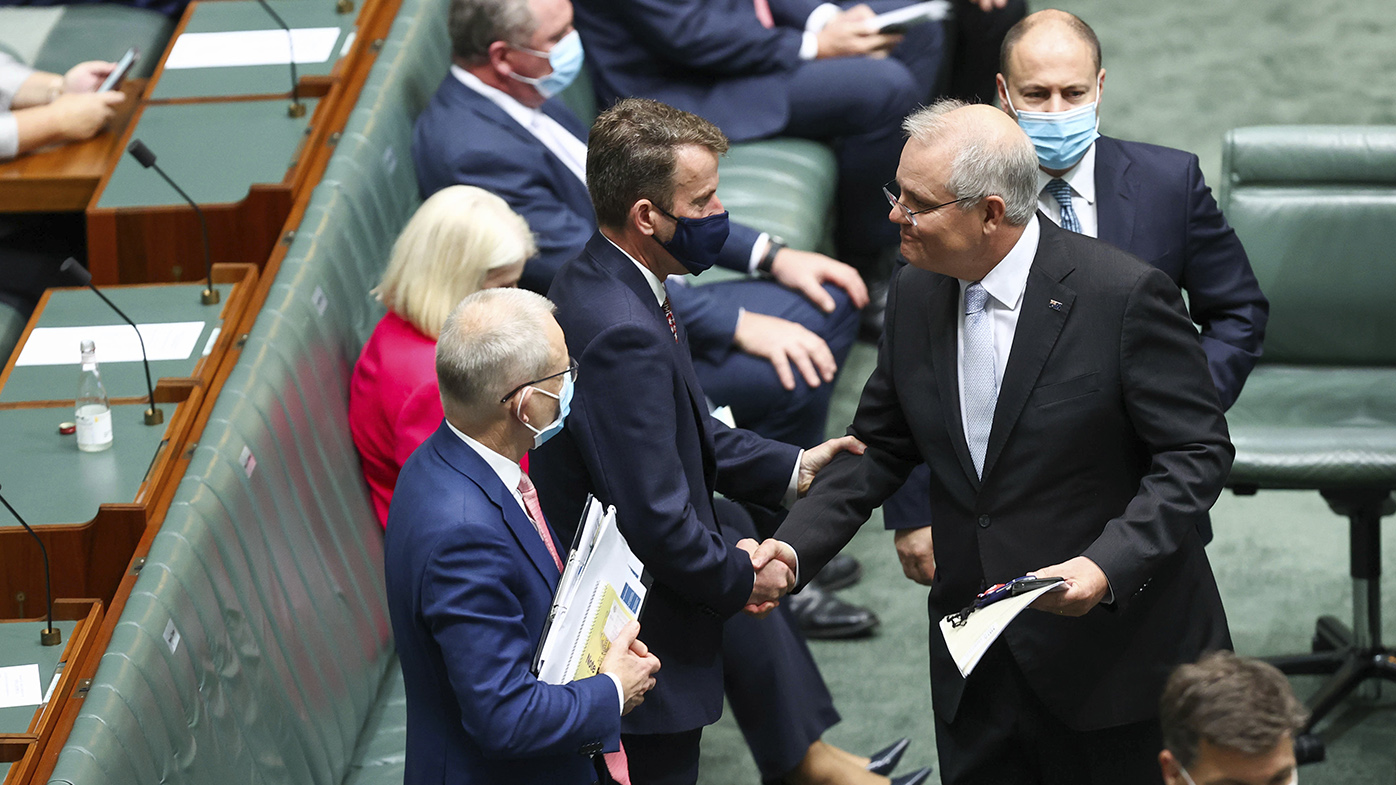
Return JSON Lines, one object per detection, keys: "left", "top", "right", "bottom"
{"left": 0, "top": 405, "right": 168, "bottom": 527}
{"left": 96, "top": 97, "right": 318, "bottom": 209}
{"left": 150, "top": 0, "right": 354, "bottom": 100}
{"left": 0, "top": 619, "right": 80, "bottom": 734}
{"left": 1, "top": 283, "right": 229, "bottom": 404}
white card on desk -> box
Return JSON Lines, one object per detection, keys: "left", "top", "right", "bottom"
{"left": 0, "top": 663, "right": 43, "bottom": 709}
{"left": 15, "top": 321, "right": 206, "bottom": 366}
{"left": 165, "top": 27, "right": 342, "bottom": 70}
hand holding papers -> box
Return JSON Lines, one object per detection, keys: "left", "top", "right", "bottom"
{"left": 939, "top": 576, "right": 1065, "bottom": 677}
{"left": 867, "top": 0, "right": 953, "bottom": 33}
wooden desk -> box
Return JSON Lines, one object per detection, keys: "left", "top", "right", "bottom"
{"left": 0, "top": 80, "right": 145, "bottom": 214}
{"left": 0, "top": 601, "right": 104, "bottom": 785}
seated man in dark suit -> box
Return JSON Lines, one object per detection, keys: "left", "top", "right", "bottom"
{"left": 384, "top": 287, "right": 662, "bottom": 784}
{"left": 883, "top": 9, "right": 1269, "bottom": 565}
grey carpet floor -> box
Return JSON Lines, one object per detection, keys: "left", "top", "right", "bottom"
{"left": 697, "top": 1, "right": 1396, "bottom": 781}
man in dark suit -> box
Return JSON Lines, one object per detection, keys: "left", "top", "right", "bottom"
{"left": 384, "top": 287, "right": 661, "bottom": 785}
{"left": 882, "top": 8, "right": 1268, "bottom": 553}
{"left": 531, "top": 98, "right": 896, "bottom": 785}
{"left": 756, "top": 101, "right": 1235, "bottom": 784}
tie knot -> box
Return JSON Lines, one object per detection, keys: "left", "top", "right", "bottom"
{"left": 965, "top": 282, "right": 989, "bottom": 315}
{"left": 1046, "top": 178, "right": 1073, "bottom": 206}
{"left": 517, "top": 473, "right": 535, "bottom": 496}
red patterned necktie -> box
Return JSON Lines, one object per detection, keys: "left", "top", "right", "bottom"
{"left": 753, "top": 0, "right": 775, "bottom": 28}
{"left": 661, "top": 296, "right": 679, "bottom": 343}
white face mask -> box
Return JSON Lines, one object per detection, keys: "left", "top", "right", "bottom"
{"left": 1179, "top": 765, "right": 1297, "bottom": 785}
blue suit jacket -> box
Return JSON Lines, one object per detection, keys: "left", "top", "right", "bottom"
{"left": 531, "top": 231, "right": 801, "bottom": 734}
{"left": 1094, "top": 135, "right": 1268, "bottom": 409}
{"left": 384, "top": 422, "right": 620, "bottom": 785}
{"left": 412, "top": 75, "right": 762, "bottom": 358}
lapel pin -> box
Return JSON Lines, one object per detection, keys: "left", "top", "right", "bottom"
{"left": 1048, "top": 299, "right": 1063, "bottom": 311}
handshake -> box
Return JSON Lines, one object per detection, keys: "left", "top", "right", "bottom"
{"left": 736, "top": 538, "right": 800, "bottom": 617}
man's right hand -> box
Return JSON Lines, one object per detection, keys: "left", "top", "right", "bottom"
{"left": 50, "top": 92, "right": 125, "bottom": 142}
{"left": 816, "top": 5, "right": 903, "bottom": 59}
{"left": 598, "top": 621, "right": 661, "bottom": 715}
{"left": 894, "top": 525, "right": 936, "bottom": 585}
{"left": 733, "top": 310, "right": 837, "bottom": 392}
{"left": 737, "top": 538, "right": 795, "bottom": 617}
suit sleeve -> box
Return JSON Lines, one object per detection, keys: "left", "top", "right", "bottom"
{"left": 1080, "top": 268, "right": 1234, "bottom": 605}
{"left": 1178, "top": 155, "right": 1268, "bottom": 410}
{"left": 775, "top": 268, "right": 924, "bottom": 585}
{"left": 611, "top": 0, "right": 807, "bottom": 75}
{"left": 570, "top": 319, "right": 755, "bottom": 616}
{"left": 421, "top": 520, "right": 620, "bottom": 759}
{"left": 710, "top": 418, "right": 801, "bottom": 510}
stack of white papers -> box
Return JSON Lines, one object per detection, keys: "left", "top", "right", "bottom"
{"left": 15, "top": 322, "right": 206, "bottom": 366}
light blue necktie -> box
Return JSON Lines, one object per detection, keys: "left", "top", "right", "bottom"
{"left": 963, "top": 283, "right": 997, "bottom": 478}
{"left": 1046, "top": 178, "right": 1082, "bottom": 234}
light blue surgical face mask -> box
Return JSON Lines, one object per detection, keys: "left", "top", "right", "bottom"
{"left": 508, "top": 30, "right": 584, "bottom": 99}
{"left": 1006, "top": 94, "right": 1100, "bottom": 171}
{"left": 518, "top": 373, "right": 572, "bottom": 449}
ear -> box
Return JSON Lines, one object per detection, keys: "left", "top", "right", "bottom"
{"left": 1096, "top": 68, "right": 1106, "bottom": 103}
{"left": 487, "top": 40, "right": 515, "bottom": 77}
{"left": 632, "top": 199, "right": 661, "bottom": 238}
{"left": 1157, "top": 750, "right": 1181, "bottom": 784}
{"left": 514, "top": 386, "right": 534, "bottom": 424}
{"left": 996, "top": 74, "right": 1013, "bottom": 115}
{"left": 981, "top": 194, "right": 1008, "bottom": 234}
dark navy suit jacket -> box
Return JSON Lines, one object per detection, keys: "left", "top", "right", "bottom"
{"left": 412, "top": 75, "right": 762, "bottom": 359}
{"left": 384, "top": 422, "right": 620, "bottom": 785}
{"left": 1093, "top": 135, "right": 1268, "bottom": 410}
{"left": 531, "top": 231, "right": 801, "bottom": 735}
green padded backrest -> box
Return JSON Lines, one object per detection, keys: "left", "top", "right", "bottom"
{"left": 1221, "top": 126, "right": 1396, "bottom": 366}
{"left": 33, "top": 5, "right": 173, "bottom": 78}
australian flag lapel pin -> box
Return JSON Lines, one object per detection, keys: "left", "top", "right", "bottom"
{"left": 1048, "top": 299, "right": 1063, "bottom": 311}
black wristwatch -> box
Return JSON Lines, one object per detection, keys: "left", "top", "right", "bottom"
{"left": 757, "top": 237, "right": 786, "bottom": 278}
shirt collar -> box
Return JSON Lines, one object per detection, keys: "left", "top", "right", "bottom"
{"left": 604, "top": 234, "right": 668, "bottom": 306}
{"left": 451, "top": 64, "right": 541, "bottom": 132}
{"left": 446, "top": 419, "right": 524, "bottom": 494}
{"left": 962, "top": 214, "right": 1040, "bottom": 312}
{"left": 1035, "top": 142, "right": 1097, "bottom": 205}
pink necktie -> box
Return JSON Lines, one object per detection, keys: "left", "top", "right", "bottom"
{"left": 753, "top": 0, "right": 775, "bottom": 28}
{"left": 516, "top": 474, "right": 630, "bottom": 783}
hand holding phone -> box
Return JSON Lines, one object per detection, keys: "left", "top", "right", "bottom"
{"left": 98, "top": 48, "right": 140, "bottom": 93}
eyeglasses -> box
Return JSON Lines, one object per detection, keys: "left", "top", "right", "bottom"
{"left": 882, "top": 181, "right": 969, "bottom": 227}
{"left": 500, "top": 357, "right": 579, "bottom": 403}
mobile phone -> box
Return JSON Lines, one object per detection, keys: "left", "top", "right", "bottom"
{"left": 98, "top": 48, "right": 140, "bottom": 93}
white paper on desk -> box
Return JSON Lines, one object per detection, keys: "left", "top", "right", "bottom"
{"left": 15, "top": 321, "right": 206, "bottom": 366}
{"left": 164, "top": 27, "right": 342, "bottom": 70}
{"left": 0, "top": 663, "right": 43, "bottom": 709}
{"left": 869, "top": 0, "right": 953, "bottom": 32}
{"left": 939, "top": 581, "right": 1065, "bottom": 678}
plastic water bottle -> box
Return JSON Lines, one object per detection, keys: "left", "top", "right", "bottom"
{"left": 76, "top": 339, "right": 113, "bottom": 452}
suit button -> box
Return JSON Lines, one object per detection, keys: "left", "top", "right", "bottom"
{"left": 978, "top": 515, "right": 990, "bottom": 529}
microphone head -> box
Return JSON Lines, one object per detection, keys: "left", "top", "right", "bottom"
{"left": 128, "top": 139, "right": 157, "bottom": 168}
{"left": 60, "top": 258, "right": 93, "bottom": 286}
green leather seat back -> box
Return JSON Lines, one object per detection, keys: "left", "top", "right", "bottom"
{"left": 32, "top": 5, "right": 173, "bottom": 78}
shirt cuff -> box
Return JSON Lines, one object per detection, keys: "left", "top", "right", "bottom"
{"left": 603, "top": 672, "right": 625, "bottom": 715}
{"left": 782, "top": 449, "right": 802, "bottom": 508}
{"left": 748, "top": 232, "right": 770, "bottom": 274}
{"left": 0, "top": 114, "right": 18, "bottom": 161}
{"left": 779, "top": 540, "right": 800, "bottom": 585}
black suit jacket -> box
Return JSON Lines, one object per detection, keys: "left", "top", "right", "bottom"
{"left": 532, "top": 231, "right": 801, "bottom": 735}
{"left": 776, "top": 218, "right": 1233, "bottom": 730}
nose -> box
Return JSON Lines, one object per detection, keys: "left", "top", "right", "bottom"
{"left": 1045, "top": 92, "right": 1072, "bottom": 113}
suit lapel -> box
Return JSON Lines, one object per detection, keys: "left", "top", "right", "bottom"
{"left": 1094, "top": 136, "right": 1137, "bottom": 251}
{"left": 980, "top": 223, "right": 1077, "bottom": 481}
{"left": 928, "top": 275, "right": 981, "bottom": 491}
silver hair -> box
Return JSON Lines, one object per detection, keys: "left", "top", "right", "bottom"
{"left": 435, "top": 288, "right": 558, "bottom": 417}
{"left": 902, "top": 99, "right": 1039, "bottom": 226}
{"left": 448, "top": 0, "right": 536, "bottom": 63}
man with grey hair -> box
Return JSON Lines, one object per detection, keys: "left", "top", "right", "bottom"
{"left": 760, "top": 100, "right": 1235, "bottom": 783}
{"left": 1159, "top": 652, "right": 1306, "bottom": 785}
{"left": 385, "top": 287, "right": 662, "bottom": 785}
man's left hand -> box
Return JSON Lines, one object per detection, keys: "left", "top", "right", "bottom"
{"left": 797, "top": 435, "right": 866, "bottom": 496}
{"left": 63, "top": 61, "right": 115, "bottom": 95}
{"left": 1028, "top": 556, "right": 1110, "bottom": 617}
{"left": 769, "top": 248, "right": 870, "bottom": 313}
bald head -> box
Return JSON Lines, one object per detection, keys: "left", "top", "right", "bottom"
{"left": 1000, "top": 10, "right": 1101, "bottom": 80}
{"left": 436, "top": 287, "right": 561, "bottom": 423}
{"left": 901, "top": 100, "right": 1038, "bottom": 226}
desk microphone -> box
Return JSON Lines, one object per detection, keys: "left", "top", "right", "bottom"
{"left": 255, "top": 0, "right": 306, "bottom": 118}
{"left": 0, "top": 485, "right": 61, "bottom": 646}
{"left": 60, "top": 258, "right": 163, "bottom": 426}
{"left": 127, "top": 140, "right": 219, "bottom": 306}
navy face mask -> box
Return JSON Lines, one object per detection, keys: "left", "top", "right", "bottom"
{"left": 653, "top": 205, "right": 730, "bottom": 275}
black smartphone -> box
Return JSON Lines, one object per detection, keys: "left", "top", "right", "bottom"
{"left": 98, "top": 48, "right": 140, "bottom": 93}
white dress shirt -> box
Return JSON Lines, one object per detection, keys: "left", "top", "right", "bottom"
{"left": 1035, "top": 143, "right": 1099, "bottom": 238}
{"left": 444, "top": 420, "right": 626, "bottom": 712}
{"left": 0, "top": 53, "right": 37, "bottom": 160}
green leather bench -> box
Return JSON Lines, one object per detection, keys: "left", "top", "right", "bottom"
{"left": 0, "top": 5, "right": 172, "bottom": 79}
{"left": 1220, "top": 125, "right": 1396, "bottom": 749}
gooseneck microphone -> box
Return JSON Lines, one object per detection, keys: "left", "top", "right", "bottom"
{"left": 0, "top": 485, "right": 61, "bottom": 646}
{"left": 255, "top": 0, "right": 306, "bottom": 118}
{"left": 60, "top": 258, "right": 163, "bottom": 426}
{"left": 126, "top": 140, "right": 219, "bottom": 306}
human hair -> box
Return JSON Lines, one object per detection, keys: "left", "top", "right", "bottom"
{"left": 1160, "top": 651, "right": 1309, "bottom": 769}
{"left": 901, "top": 99, "right": 1038, "bottom": 226}
{"left": 371, "top": 185, "right": 536, "bottom": 339}
{"left": 448, "top": 0, "right": 536, "bottom": 64}
{"left": 435, "top": 288, "right": 557, "bottom": 420}
{"left": 587, "top": 98, "right": 730, "bottom": 229}
{"left": 1000, "top": 10, "right": 1103, "bottom": 80}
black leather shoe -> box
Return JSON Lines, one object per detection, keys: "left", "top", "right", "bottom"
{"left": 891, "top": 767, "right": 933, "bottom": 785}
{"left": 866, "top": 738, "right": 910, "bottom": 776}
{"left": 787, "top": 584, "right": 878, "bottom": 640}
{"left": 811, "top": 553, "right": 863, "bottom": 592}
